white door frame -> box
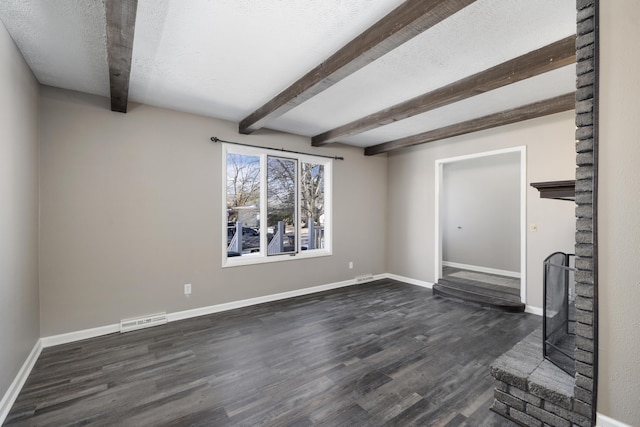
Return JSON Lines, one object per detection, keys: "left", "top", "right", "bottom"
{"left": 434, "top": 146, "right": 527, "bottom": 303}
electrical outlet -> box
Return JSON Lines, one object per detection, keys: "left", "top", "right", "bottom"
{"left": 349, "top": 261, "right": 353, "bottom": 269}
{"left": 184, "top": 283, "right": 192, "bottom": 296}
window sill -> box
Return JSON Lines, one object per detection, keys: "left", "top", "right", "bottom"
{"left": 222, "top": 249, "right": 332, "bottom": 268}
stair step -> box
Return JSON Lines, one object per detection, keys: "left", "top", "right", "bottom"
{"left": 433, "top": 282, "right": 525, "bottom": 313}
{"left": 438, "top": 278, "right": 520, "bottom": 302}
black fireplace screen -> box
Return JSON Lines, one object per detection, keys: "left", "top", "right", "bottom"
{"left": 543, "top": 252, "right": 576, "bottom": 376}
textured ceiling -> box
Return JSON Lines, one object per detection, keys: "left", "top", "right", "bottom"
{"left": 0, "top": 0, "right": 577, "bottom": 149}
{"left": 0, "top": 0, "right": 108, "bottom": 97}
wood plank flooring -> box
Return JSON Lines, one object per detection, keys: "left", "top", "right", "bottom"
{"left": 4, "top": 279, "right": 539, "bottom": 426}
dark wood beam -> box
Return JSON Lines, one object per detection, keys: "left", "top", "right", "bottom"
{"left": 239, "top": 0, "right": 477, "bottom": 135}
{"left": 364, "top": 92, "right": 575, "bottom": 156}
{"left": 314, "top": 35, "right": 576, "bottom": 146}
{"left": 105, "top": 0, "right": 138, "bottom": 113}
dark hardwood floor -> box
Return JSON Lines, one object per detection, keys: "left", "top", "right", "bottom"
{"left": 4, "top": 279, "right": 538, "bottom": 426}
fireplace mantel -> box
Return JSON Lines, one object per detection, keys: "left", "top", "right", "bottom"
{"left": 530, "top": 180, "right": 576, "bottom": 201}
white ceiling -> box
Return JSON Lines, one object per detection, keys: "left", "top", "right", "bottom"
{"left": 0, "top": 0, "right": 577, "bottom": 149}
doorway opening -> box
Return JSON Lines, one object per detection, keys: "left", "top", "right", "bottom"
{"left": 434, "top": 147, "right": 527, "bottom": 309}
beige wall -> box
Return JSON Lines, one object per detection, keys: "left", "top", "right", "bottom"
{"left": 38, "top": 86, "right": 387, "bottom": 336}
{"left": 387, "top": 111, "right": 576, "bottom": 309}
{"left": 598, "top": 1, "right": 640, "bottom": 424}
{"left": 0, "top": 21, "right": 40, "bottom": 397}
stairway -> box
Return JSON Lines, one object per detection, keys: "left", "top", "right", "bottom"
{"left": 433, "top": 276, "right": 525, "bottom": 313}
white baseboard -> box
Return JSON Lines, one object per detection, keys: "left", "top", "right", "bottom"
{"left": 41, "top": 274, "right": 388, "bottom": 347}
{"left": 0, "top": 340, "right": 42, "bottom": 425}
{"left": 442, "top": 261, "right": 520, "bottom": 279}
{"left": 168, "top": 275, "right": 386, "bottom": 322}
{"left": 41, "top": 324, "right": 120, "bottom": 348}
{"left": 385, "top": 273, "right": 433, "bottom": 289}
{"left": 597, "top": 413, "right": 633, "bottom": 427}
{"left": 525, "top": 305, "right": 543, "bottom": 316}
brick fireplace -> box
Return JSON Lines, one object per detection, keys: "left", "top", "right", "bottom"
{"left": 489, "top": 1, "right": 599, "bottom": 425}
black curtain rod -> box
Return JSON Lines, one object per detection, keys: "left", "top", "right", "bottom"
{"left": 210, "top": 137, "right": 344, "bottom": 161}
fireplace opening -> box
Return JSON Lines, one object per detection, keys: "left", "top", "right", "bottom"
{"left": 543, "top": 251, "right": 576, "bottom": 376}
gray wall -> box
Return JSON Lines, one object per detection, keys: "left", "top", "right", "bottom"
{"left": 38, "top": 87, "right": 388, "bottom": 336}
{"left": 442, "top": 152, "right": 520, "bottom": 273}
{"left": 387, "top": 111, "right": 576, "bottom": 309}
{"left": 0, "top": 21, "right": 40, "bottom": 398}
{"left": 598, "top": 1, "right": 640, "bottom": 424}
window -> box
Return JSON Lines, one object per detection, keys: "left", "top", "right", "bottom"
{"left": 223, "top": 143, "right": 332, "bottom": 266}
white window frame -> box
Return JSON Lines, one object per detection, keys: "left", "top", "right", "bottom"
{"left": 222, "top": 143, "right": 332, "bottom": 267}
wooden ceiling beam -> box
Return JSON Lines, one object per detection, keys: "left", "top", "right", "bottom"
{"left": 313, "top": 35, "right": 576, "bottom": 146}
{"left": 239, "top": 0, "right": 477, "bottom": 135}
{"left": 364, "top": 92, "right": 575, "bottom": 156}
{"left": 105, "top": 0, "right": 138, "bottom": 113}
